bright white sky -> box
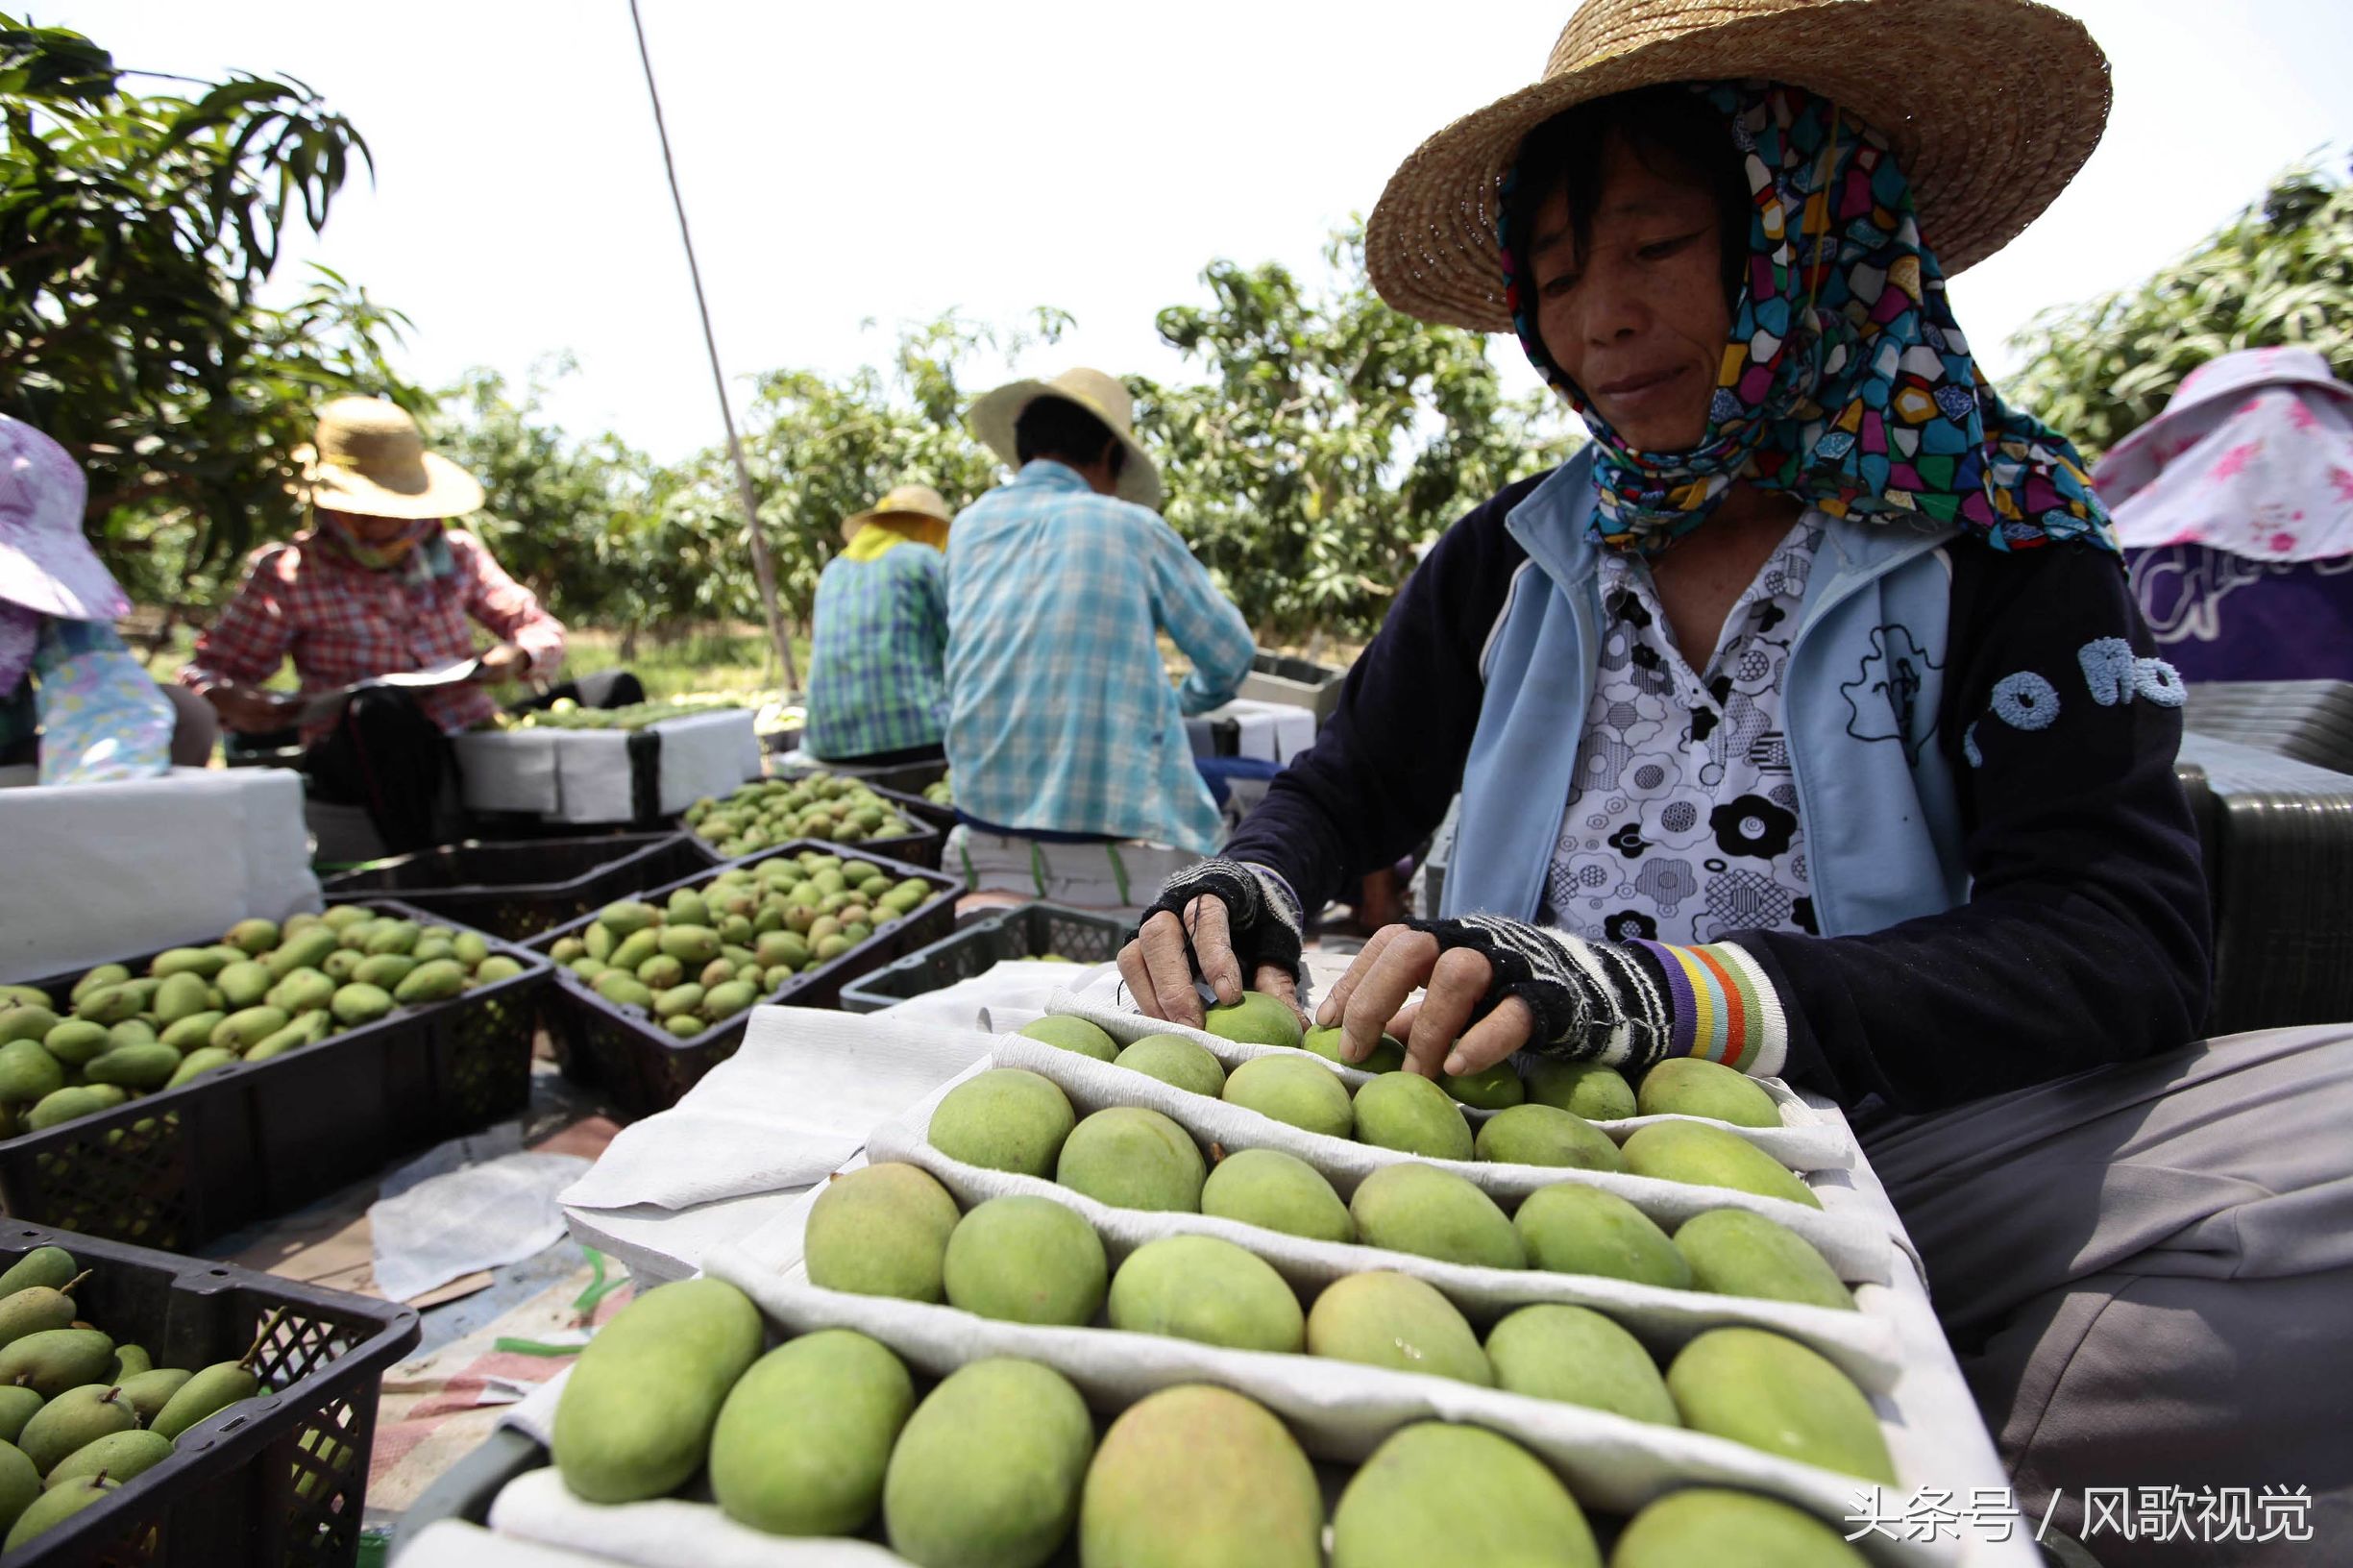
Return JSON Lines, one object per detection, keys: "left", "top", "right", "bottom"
{"left": 48, "top": 0, "right": 2353, "bottom": 461}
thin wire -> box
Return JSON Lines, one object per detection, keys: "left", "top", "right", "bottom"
{"left": 625, "top": 0, "right": 799, "bottom": 691}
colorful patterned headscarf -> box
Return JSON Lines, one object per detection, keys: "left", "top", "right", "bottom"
{"left": 1500, "top": 81, "right": 2117, "bottom": 556}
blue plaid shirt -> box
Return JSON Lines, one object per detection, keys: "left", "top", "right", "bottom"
{"left": 804, "top": 539, "right": 949, "bottom": 760}
{"left": 945, "top": 461, "right": 1255, "bottom": 853}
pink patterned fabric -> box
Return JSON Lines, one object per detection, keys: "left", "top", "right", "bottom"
{"left": 2095, "top": 348, "right": 2353, "bottom": 563}
{"left": 0, "top": 416, "right": 132, "bottom": 622}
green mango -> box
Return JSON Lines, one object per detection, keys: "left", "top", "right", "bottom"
{"left": 1621, "top": 1121, "right": 1822, "bottom": 1210}
{"left": 43, "top": 1428, "right": 172, "bottom": 1490}
{"left": 634, "top": 954, "right": 685, "bottom": 992}
{"left": 263, "top": 926, "right": 339, "bottom": 980}
{"left": 1017, "top": 1016, "right": 1119, "bottom": 1063}
{"left": 409, "top": 937, "right": 456, "bottom": 966}
{"left": 1202, "top": 992, "right": 1305, "bottom": 1051}
{"left": 1439, "top": 1061, "right": 1526, "bottom": 1110}
{"left": 1349, "top": 1162, "right": 1524, "bottom": 1269}
{"left": 665, "top": 888, "right": 710, "bottom": 928}
{"left": 243, "top": 1012, "right": 331, "bottom": 1062}
{"left": 68, "top": 966, "right": 130, "bottom": 1004}
{"left": 1114, "top": 1034, "right": 1227, "bottom": 1096}
{"left": 0, "top": 1442, "right": 39, "bottom": 1540}
{"left": 225, "top": 918, "right": 281, "bottom": 955}
{"left": 608, "top": 929, "right": 661, "bottom": 972}
{"left": 84, "top": 1044, "right": 182, "bottom": 1091}
{"left": 1305, "top": 1271, "right": 1491, "bottom": 1385}
{"left": 214, "top": 960, "right": 274, "bottom": 1009}
{"left": 926, "top": 1067, "right": 1076, "bottom": 1179}
{"left": 591, "top": 971, "right": 653, "bottom": 1011}
{"left": 329, "top": 985, "right": 395, "bottom": 1027}
{"left": 1673, "top": 1209, "right": 1854, "bottom": 1312}
{"left": 1353, "top": 1072, "right": 1474, "bottom": 1160}
{"left": 104, "top": 1019, "right": 156, "bottom": 1052}
{"left": 1057, "top": 1106, "right": 1205, "bottom": 1213}
{"left": 321, "top": 949, "right": 363, "bottom": 982}
{"left": 17, "top": 1385, "right": 135, "bottom": 1474}
{"left": 209, "top": 1007, "right": 289, "bottom": 1052}
{"left": 26, "top": 1087, "right": 122, "bottom": 1132}
{"left": 702, "top": 980, "right": 758, "bottom": 1019}
{"left": 656, "top": 926, "right": 722, "bottom": 967}
{"left": 0, "top": 1328, "right": 115, "bottom": 1398}
{"left": 39, "top": 1020, "right": 110, "bottom": 1068}
{"left": 1666, "top": 1328, "right": 1896, "bottom": 1482}
{"left": 351, "top": 954, "right": 415, "bottom": 991}
{"left": 0, "top": 1041, "right": 65, "bottom": 1106}
{"left": 0, "top": 989, "right": 45, "bottom": 1010}
{"left": 107, "top": 1344, "right": 150, "bottom": 1382}
{"left": 1223, "top": 1055, "right": 1354, "bottom": 1139}
{"left": 1524, "top": 1060, "right": 1637, "bottom": 1121}
{"left": 0, "top": 1249, "right": 74, "bottom": 1300}
{"left": 803, "top": 1163, "right": 961, "bottom": 1303}
{"left": 1106, "top": 1233, "right": 1303, "bottom": 1353}
{"left": 1485, "top": 1303, "right": 1679, "bottom": 1425}
{"left": 115, "top": 1368, "right": 191, "bottom": 1425}
{"left": 473, "top": 955, "right": 525, "bottom": 985}
{"left": 883, "top": 1360, "right": 1094, "bottom": 1568}
{"left": 363, "top": 920, "right": 421, "bottom": 957}
{"left": 662, "top": 1015, "right": 706, "bottom": 1039}
{"left": 1079, "top": 1386, "right": 1322, "bottom": 1568}
{"left": 1612, "top": 1489, "right": 1872, "bottom": 1568}
{"left": 1514, "top": 1182, "right": 1692, "bottom": 1288}
{"left": 0, "top": 1389, "right": 39, "bottom": 1446}
{"left": 319, "top": 904, "right": 373, "bottom": 929}
{"left": 392, "top": 960, "right": 466, "bottom": 1005}
{"left": 651, "top": 983, "right": 705, "bottom": 1020}
{"left": 1199, "top": 1146, "right": 1355, "bottom": 1244}
{"left": 148, "top": 1360, "right": 261, "bottom": 1441}
{"left": 148, "top": 946, "right": 230, "bottom": 980}
{"left": 4, "top": 1474, "right": 116, "bottom": 1550}
{"left": 1331, "top": 1422, "right": 1599, "bottom": 1568}
{"left": 265, "top": 968, "right": 336, "bottom": 1015}
{"left": 598, "top": 899, "right": 659, "bottom": 936}
{"left": 943, "top": 1194, "right": 1109, "bottom": 1327}
{"left": 163, "top": 1046, "right": 239, "bottom": 1090}
{"left": 0, "top": 1007, "right": 59, "bottom": 1048}
{"left": 159, "top": 1012, "right": 227, "bottom": 1052}
{"left": 0, "top": 1282, "right": 79, "bottom": 1351}
{"left": 1303, "top": 1024, "right": 1407, "bottom": 1072}
{"left": 1475, "top": 1104, "right": 1627, "bottom": 1171}
{"left": 550, "top": 1278, "right": 763, "bottom": 1504}
{"left": 1637, "top": 1057, "right": 1783, "bottom": 1128}
{"left": 452, "top": 932, "right": 491, "bottom": 968}
{"left": 709, "top": 1331, "right": 914, "bottom": 1536}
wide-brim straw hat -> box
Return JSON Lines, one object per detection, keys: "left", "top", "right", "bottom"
{"left": 1366, "top": 0, "right": 2112, "bottom": 331}
{"left": 841, "top": 483, "right": 956, "bottom": 544}
{"left": 296, "top": 396, "right": 485, "bottom": 521}
{"left": 968, "top": 368, "right": 1164, "bottom": 511}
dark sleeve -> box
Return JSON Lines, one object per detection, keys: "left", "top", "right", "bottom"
{"left": 1737, "top": 542, "right": 2213, "bottom": 1112}
{"left": 1222, "top": 472, "right": 1546, "bottom": 917}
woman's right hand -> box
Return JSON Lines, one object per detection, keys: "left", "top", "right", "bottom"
{"left": 1118, "top": 898, "right": 1299, "bottom": 1029}
{"left": 204, "top": 680, "right": 301, "bottom": 734}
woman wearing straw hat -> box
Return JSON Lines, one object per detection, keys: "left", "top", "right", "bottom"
{"left": 0, "top": 415, "right": 184, "bottom": 783}
{"left": 943, "top": 368, "right": 1256, "bottom": 906}
{"left": 802, "top": 483, "right": 955, "bottom": 767}
{"left": 1118, "top": 0, "right": 2353, "bottom": 1543}
{"left": 181, "top": 397, "right": 568, "bottom": 851}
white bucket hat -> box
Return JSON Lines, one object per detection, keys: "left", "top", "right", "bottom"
{"left": 0, "top": 416, "right": 131, "bottom": 623}
{"left": 968, "top": 368, "right": 1164, "bottom": 510}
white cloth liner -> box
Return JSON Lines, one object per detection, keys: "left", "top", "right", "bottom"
{"left": 1042, "top": 990, "right": 1855, "bottom": 1172}
{"left": 399, "top": 1516, "right": 629, "bottom": 1568}
{"left": 370, "top": 1126, "right": 592, "bottom": 1304}
{"left": 487, "top": 1469, "right": 913, "bottom": 1568}
{"left": 700, "top": 1184, "right": 1954, "bottom": 1568}
{"left": 0, "top": 765, "right": 322, "bottom": 983}
{"left": 987, "top": 1031, "right": 1896, "bottom": 1283}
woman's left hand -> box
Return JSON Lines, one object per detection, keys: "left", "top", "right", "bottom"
{"left": 476, "top": 643, "right": 530, "bottom": 682}
{"left": 1314, "top": 923, "right": 1535, "bottom": 1080}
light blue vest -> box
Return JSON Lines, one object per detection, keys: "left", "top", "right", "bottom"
{"left": 1444, "top": 451, "right": 1971, "bottom": 938}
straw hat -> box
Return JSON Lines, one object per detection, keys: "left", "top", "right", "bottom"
{"left": 968, "top": 368, "right": 1164, "bottom": 510}
{"left": 1366, "top": 0, "right": 2111, "bottom": 331}
{"left": 841, "top": 483, "right": 956, "bottom": 545}
{"left": 295, "top": 397, "right": 485, "bottom": 520}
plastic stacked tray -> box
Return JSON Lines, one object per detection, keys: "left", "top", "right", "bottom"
{"left": 682, "top": 782, "right": 944, "bottom": 870}
{"left": 2183, "top": 679, "right": 2353, "bottom": 777}
{"left": 529, "top": 844, "right": 965, "bottom": 1119}
{"left": 0, "top": 902, "right": 553, "bottom": 1250}
{"left": 838, "top": 901, "right": 1130, "bottom": 1014}
{"left": 1237, "top": 649, "right": 1348, "bottom": 724}
{"left": 319, "top": 832, "right": 706, "bottom": 943}
{"left": 2176, "top": 732, "right": 2353, "bottom": 1035}
{"left": 0, "top": 1220, "right": 418, "bottom": 1568}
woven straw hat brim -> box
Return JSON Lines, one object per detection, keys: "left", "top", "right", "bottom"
{"left": 1366, "top": 0, "right": 2111, "bottom": 332}
{"left": 970, "top": 380, "right": 1164, "bottom": 512}
{"left": 303, "top": 448, "right": 485, "bottom": 521}
{"left": 841, "top": 501, "right": 955, "bottom": 545}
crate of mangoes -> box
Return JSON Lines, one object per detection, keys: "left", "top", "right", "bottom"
{"left": 0, "top": 903, "right": 552, "bottom": 1249}
{"left": 683, "top": 772, "right": 943, "bottom": 870}
{"left": 529, "top": 844, "right": 964, "bottom": 1119}
{"left": 0, "top": 1219, "right": 416, "bottom": 1565}
{"left": 839, "top": 901, "right": 1130, "bottom": 1015}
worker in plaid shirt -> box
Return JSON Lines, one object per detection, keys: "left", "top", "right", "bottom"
{"left": 804, "top": 484, "right": 952, "bottom": 765}
{"left": 181, "top": 398, "right": 567, "bottom": 850}
{"left": 947, "top": 369, "right": 1254, "bottom": 861}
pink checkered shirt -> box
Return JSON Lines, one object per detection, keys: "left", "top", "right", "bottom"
{"left": 181, "top": 527, "right": 565, "bottom": 743}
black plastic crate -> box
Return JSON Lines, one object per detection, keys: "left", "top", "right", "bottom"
{"left": 839, "top": 902, "right": 1128, "bottom": 1015}
{"left": 1237, "top": 649, "right": 1347, "bottom": 724}
{"left": 528, "top": 844, "right": 964, "bottom": 1119}
{"left": 0, "top": 1220, "right": 417, "bottom": 1568}
{"left": 0, "top": 902, "right": 553, "bottom": 1251}
{"left": 776, "top": 754, "right": 949, "bottom": 799}
{"left": 320, "top": 833, "right": 706, "bottom": 943}
{"left": 682, "top": 783, "right": 944, "bottom": 871}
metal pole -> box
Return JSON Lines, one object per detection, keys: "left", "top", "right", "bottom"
{"left": 625, "top": 0, "right": 799, "bottom": 691}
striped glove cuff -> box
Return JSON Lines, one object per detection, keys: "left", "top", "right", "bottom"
{"left": 1144, "top": 858, "right": 1306, "bottom": 982}
{"left": 1412, "top": 916, "right": 1788, "bottom": 1078}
